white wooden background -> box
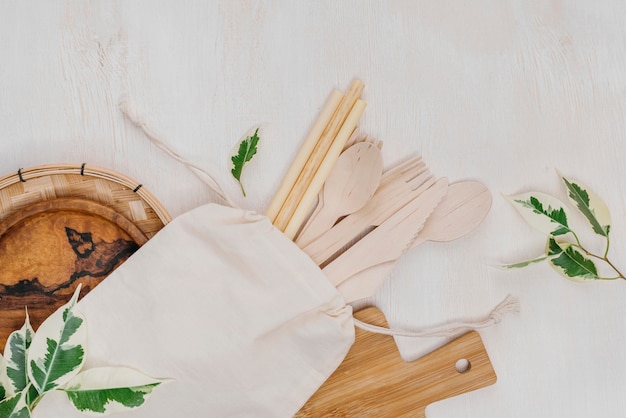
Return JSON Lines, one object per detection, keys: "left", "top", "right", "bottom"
{"left": 2, "top": 1, "right": 626, "bottom": 417}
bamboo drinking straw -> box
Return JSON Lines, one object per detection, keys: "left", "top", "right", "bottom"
{"left": 265, "top": 90, "right": 344, "bottom": 222}
{"left": 273, "top": 79, "right": 365, "bottom": 231}
{"left": 283, "top": 99, "right": 367, "bottom": 240}
{"left": 342, "top": 126, "right": 361, "bottom": 151}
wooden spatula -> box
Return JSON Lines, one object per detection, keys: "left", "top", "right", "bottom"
{"left": 296, "top": 307, "right": 497, "bottom": 417}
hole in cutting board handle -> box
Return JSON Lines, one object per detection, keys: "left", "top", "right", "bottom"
{"left": 455, "top": 358, "right": 471, "bottom": 373}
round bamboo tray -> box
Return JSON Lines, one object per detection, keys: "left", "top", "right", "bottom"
{"left": 0, "top": 163, "right": 171, "bottom": 236}
{"left": 0, "top": 163, "right": 172, "bottom": 347}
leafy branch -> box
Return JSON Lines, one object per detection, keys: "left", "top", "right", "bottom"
{"left": 503, "top": 173, "right": 624, "bottom": 281}
{"left": 0, "top": 285, "right": 164, "bottom": 416}
{"left": 230, "top": 128, "right": 260, "bottom": 197}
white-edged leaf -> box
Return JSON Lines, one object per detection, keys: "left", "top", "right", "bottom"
{"left": 0, "top": 390, "right": 31, "bottom": 418}
{"left": 500, "top": 255, "right": 549, "bottom": 269}
{"left": 506, "top": 192, "right": 573, "bottom": 236}
{"left": 4, "top": 309, "right": 34, "bottom": 395}
{"left": 0, "top": 354, "right": 7, "bottom": 401}
{"left": 561, "top": 175, "right": 611, "bottom": 237}
{"left": 62, "top": 367, "right": 164, "bottom": 416}
{"left": 546, "top": 236, "right": 599, "bottom": 282}
{"left": 27, "top": 285, "right": 86, "bottom": 394}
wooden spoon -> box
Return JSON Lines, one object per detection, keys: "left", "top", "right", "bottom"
{"left": 296, "top": 141, "right": 383, "bottom": 247}
{"left": 336, "top": 181, "right": 492, "bottom": 303}
{"left": 323, "top": 178, "right": 449, "bottom": 287}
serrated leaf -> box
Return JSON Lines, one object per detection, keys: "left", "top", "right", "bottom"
{"left": 0, "top": 391, "right": 31, "bottom": 418}
{"left": 500, "top": 255, "right": 549, "bottom": 269}
{"left": 546, "top": 237, "right": 599, "bottom": 282}
{"left": 27, "top": 285, "right": 86, "bottom": 394}
{"left": 0, "top": 352, "right": 10, "bottom": 402}
{"left": 561, "top": 175, "right": 611, "bottom": 237}
{"left": 4, "top": 309, "right": 34, "bottom": 395}
{"left": 506, "top": 192, "right": 573, "bottom": 236}
{"left": 230, "top": 127, "right": 260, "bottom": 197}
{"left": 546, "top": 235, "right": 563, "bottom": 256}
{"left": 23, "top": 385, "right": 38, "bottom": 411}
{"left": 62, "top": 367, "right": 163, "bottom": 416}
{"left": 0, "top": 374, "right": 9, "bottom": 401}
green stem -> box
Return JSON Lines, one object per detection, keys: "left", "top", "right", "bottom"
{"left": 604, "top": 257, "right": 625, "bottom": 280}
{"left": 570, "top": 230, "right": 582, "bottom": 247}
{"left": 29, "top": 393, "right": 42, "bottom": 410}
{"left": 238, "top": 180, "right": 246, "bottom": 197}
{"left": 575, "top": 244, "right": 625, "bottom": 280}
{"left": 604, "top": 236, "right": 611, "bottom": 259}
{"left": 598, "top": 276, "right": 622, "bottom": 281}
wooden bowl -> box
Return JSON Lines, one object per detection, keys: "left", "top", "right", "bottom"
{"left": 0, "top": 164, "right": 171, "bottom": 347}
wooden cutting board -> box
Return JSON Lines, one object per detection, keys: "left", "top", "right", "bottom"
{"left": 297, "top": 307, "right": 497, "bottom": 417}
{"left": 0, "top": 198, "right": 148, "bottom": 348}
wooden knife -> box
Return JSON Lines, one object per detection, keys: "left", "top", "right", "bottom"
{"left": 322, "top": 178, "right": 448, "bottom": 287}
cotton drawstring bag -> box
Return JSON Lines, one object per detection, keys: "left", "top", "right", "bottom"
{"left": 36, "top": 99, "right": 517, "bottom": 417}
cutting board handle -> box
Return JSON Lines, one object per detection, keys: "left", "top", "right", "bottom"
{"left": 412, "top": 330, "right": 497, "bottom": 417}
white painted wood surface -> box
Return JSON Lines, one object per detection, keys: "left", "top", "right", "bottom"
{"left": 2, "top": 1, "right": 625, "bottom": 417}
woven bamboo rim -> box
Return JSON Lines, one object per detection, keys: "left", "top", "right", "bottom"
{"left": 0, "top": 163, "right": 171, "bottom": 238}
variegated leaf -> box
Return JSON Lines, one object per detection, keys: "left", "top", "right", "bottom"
{"left": 500, "top": 255, "right": 549, "bottom": 269}
{"left": 0, "top": 354, "right": 7, "bottom": 401}
{"left": 62, "top": 367, "right": 163, "bottom": 416}
{"left": 27, "top": 285, "right": 86, "bottom": 395}
{"left": 561, "top": 175, "right": 611, "bottom": 237}
{"left": 546, "top": 236, "right": 599, "bottom": 282}
{"left": 0, "top": 391, "right": 31, "bottom": 418}
{"left": 4, "top": 309, "right": 34, "bottom": 395}
{"left": 506, "top": 192, "right": 573, "bottom": 237}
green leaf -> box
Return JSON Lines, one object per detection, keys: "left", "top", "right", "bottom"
{"left": 546, "top": 235, "right": 562, "bottom": 256}
{"left": 561, "top": 175, "right": 611, "bottom": 237}
{"left": 546, "top": 237, "right": 599, "bottom": 282}
{"left": 500, "top": 255, "right": 549, "bottom": 269}
{"left": 27, "top": 285, "right": 86, "bottom": 394}
{"left": 4, "top": 309, "right": 34, "bottom": 395}
{"left": 62, "top": 367, "right": 164, "bottom": 415}
{"left": 230, "top": 127, "right": 260, "bottom": 197}
{"left": 506, "top": 192, "right": 573, "bottom": 236}
{"left": 23, "top": 385, "right": 38, "bottom": 411}
{"left": 0, "top": 391, "right": 31, "bottom": 418}
{"left": 0, "top": 355, "right": 7, "bottom": 401}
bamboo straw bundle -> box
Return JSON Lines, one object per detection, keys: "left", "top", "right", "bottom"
{"left": 266, "top": 80, "right": 367, "bottom": 240}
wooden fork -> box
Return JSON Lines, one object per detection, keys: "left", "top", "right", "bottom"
{"left": 360, "top": 135, "right": 383, "bottom": 150}
{"left": 343, "top": 131, "right": 383, "bottom": 151}
{"left": 322, "top": 177, "right": 448, "bottom": 287}
{"left": 302, "top": 156, "right": 433, "bottom": 265}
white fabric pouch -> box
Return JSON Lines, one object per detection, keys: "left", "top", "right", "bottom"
{"left": 37, "top": 203, "right": 355, "bottom": 417}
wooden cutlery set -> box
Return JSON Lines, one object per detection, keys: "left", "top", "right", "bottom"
{"left": 266, "top": 80, "right": 493, "bottom": 301}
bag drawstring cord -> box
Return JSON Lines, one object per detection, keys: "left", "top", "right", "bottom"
{"left": 118, "top": 96, "right": 238, "bottom": 209}
{"left": 353, "top": 294, "right": 519, "bottom": 338}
